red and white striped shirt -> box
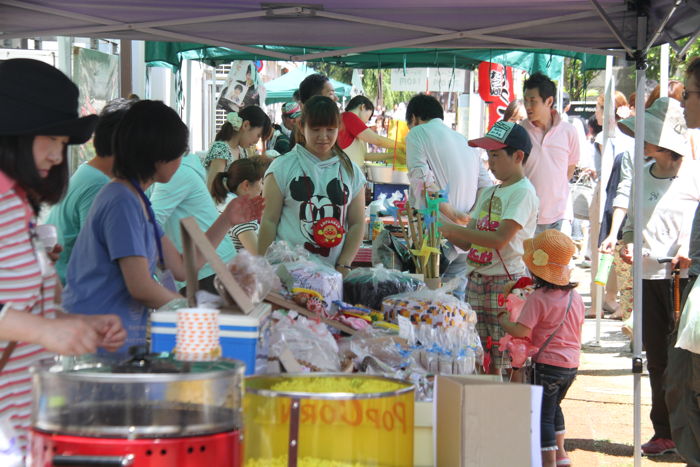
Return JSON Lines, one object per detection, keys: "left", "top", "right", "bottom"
{"left": 0, "top": 172, "right": 56, "bottom": 453}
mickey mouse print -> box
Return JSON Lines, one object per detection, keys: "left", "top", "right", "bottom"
{"left": 266, "top": 144, "right": 366, "bottom": 267}
{"left": 289, "top": 174, "right": 349, "bottom": 257}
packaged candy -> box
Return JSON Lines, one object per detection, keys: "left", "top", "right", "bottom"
{"left": 382, "top": 286, "right": 476, "bottom": 327}
{"left": 215, "top": 250, "right": 280, "bottom": 305}
{"left": 268, "top": 311, "right": 340, "bottom": 372}
{"left": 264, "top": 240, "right": 311, "bottom": 265}
{"left": 343, "top": 265, "right": 423, "bottom": 310}
{"left": 278, "top": 260, "right": 343, "bottom": 306}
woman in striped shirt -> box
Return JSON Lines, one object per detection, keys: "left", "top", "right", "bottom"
{"left": 0, "top": 58, "right": 126, "bottom": 457}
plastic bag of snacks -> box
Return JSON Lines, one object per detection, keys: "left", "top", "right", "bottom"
{"left": 264, "top": 240, "right": 311, "bottom": 265}
{"left": 268, "top": 311, "right": 340, "bottom": 372}
{"left": 382, "top": 285, "right": 476, "bottom": 327}
{"left": 277, "top": 259, "right": 343, "bottom": 306}
{"left": 343, "top": 265, "right": 423, "bottom": 310}
{"left": 215, "top": 250, "right": 281, "bottom": 305}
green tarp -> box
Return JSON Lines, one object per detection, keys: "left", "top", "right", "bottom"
{"left": 145, "top": 42, "right": 607, "bottom": 79}
{"left": 264, "top": 67, "right": 351, "bottom": 104}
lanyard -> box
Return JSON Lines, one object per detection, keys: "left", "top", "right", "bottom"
{"left": 129, "top": 179, "right": 165, "bottom": 268}
{"left": 487, "top": 187, "right": 512, "bottom": 281}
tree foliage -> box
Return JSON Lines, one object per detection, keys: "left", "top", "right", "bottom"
{"left": 563, "top": 37, "right": 699, "bottom": 101}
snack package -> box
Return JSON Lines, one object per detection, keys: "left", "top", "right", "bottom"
{"left": 215, "top": 250, "right": 281, "bottom": 305}
{"left": 268, "top": 311, "right": 341, "bottom": 372}
{"left": 343, "top": 265, "right": 423, "bottom": 310}
{"left": 382, "top": 286, "right": 476, "bottom": 327}
{"left": 277, "top": 259, "right": 343, "bottom": 305}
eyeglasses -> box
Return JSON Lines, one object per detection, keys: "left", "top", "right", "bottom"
{"left": 682, "top": 89, "right": 700, "bottom": 100}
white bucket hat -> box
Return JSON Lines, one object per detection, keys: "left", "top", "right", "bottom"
{"left": 618, "top": 97, "right": 691, "bottom": 157}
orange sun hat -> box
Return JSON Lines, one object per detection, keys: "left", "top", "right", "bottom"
{"left": 523, "top": 229, "right": 576, "bottom": 286}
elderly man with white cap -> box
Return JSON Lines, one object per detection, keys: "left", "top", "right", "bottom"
{"left": 617, "top": 96, "right": 698, "bottom": 457}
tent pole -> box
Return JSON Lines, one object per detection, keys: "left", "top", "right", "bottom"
{"left": 632, "top": 13, "right": 648, "bottom": 467}
{"left": 660, "top": 44, "right": 670, "bottom": 98}
{"left": 593, "top": 55, "right": 616, "bottom": 346}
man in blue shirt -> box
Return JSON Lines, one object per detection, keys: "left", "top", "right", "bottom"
{"left": 47, "top": 98, "right": 135, "bottom": 283}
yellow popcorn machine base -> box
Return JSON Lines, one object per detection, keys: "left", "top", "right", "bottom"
{"left": 244, "top": 374, "right": 415, "bottom": 467}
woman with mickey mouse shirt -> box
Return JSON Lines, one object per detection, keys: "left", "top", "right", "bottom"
{"left": 258, "top": 95, "right": 366, "bottom": 275}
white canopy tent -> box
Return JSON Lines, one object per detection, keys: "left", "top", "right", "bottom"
{"left": 2, "top": 1, "right": 700, "bottom": 465}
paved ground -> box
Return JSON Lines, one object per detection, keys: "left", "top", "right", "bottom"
{"left": 563, "top": 266, "right": 686, "bottom": 466}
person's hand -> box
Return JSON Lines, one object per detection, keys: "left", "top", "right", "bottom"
{"left": 599, "top": 237, "right": 617, "bottom": 255}
{"left": 335, "top": 264, "right": 352, "bottom": 278}
{"left": 224, "top": 195, "right": 265, "bottom": 225}
{"left": 620, "top": 243, "right": 634, "bottom": 265}
{"left": 85, "top": 314, "right": 127, "bottom": 353}
{"left": 47, "top": 244, "right": 63, "bottom": 263}
{"left": 672, "top": 254, "right": 691, "bottom": 270}
{"left": 37, "top": 316, "right": 100, "bottom": 355}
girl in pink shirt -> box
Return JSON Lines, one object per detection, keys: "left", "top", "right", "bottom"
{"left": 499, "top": 229, "right": 585, "bottom": 467}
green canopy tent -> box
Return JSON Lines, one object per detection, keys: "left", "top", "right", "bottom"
{"left": 145, "top": 41, "right": 607, "bottom": 78}
{"left": 264, "top": 67, "right": 352, "bottom": 104}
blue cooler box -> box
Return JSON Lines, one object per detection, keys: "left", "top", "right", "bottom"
{"left": 150, "top": 311, "right": 260, "bottom": 375}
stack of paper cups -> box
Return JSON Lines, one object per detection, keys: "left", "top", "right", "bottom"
{"left": 175, "top": 308, "right": 221, "bottom": 361}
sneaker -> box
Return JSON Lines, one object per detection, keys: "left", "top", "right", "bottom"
{"left": 641, "top": 437, "right": 676, "bottom": 456}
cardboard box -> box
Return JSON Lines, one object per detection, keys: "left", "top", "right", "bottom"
{"left": 435, "top": 375, "right": 543, "bottom": 467}
{"left": 414, "top": 401, "right": 434, "bottom": 467}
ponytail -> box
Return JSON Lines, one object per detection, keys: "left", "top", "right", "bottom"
{"left": 210, "top": 156, "right": 272, "bottom": 204}
{"left": 211, "top": 171, "right": 230, "bottom": 204}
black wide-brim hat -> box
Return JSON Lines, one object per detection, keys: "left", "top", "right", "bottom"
{"left": 0, "top": 58, "right": 98, "bottom": 144}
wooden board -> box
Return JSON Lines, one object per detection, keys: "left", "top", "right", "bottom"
{"left": 180, "top": 217, "right": 254, "bottom": 313}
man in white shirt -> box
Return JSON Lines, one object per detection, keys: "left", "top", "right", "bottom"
{"left": 405, "top": 94, "right": 492, "bottom": 294}
{"left": 521, "top": 73, "right": 580, "bottom": 234}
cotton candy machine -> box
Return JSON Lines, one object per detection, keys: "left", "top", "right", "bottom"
{"left": 27, "top": 351, "right": 245, "bottom": 467}
{"left": 244, "top": 374, "right": 414, "bottom": 467}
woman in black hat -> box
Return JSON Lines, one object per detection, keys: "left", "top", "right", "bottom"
{"left": 0, "top": 58, "right": 127, "bottom": 455}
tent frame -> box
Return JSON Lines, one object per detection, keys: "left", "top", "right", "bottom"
{"left": 1, "top": 0, "right": 630, "bottom": 59}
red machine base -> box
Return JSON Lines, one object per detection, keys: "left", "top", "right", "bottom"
{"left": 28, "top": 429, "right": 243, "bottom": 467}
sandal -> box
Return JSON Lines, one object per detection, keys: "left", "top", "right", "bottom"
{"left": 556, "top": 458, "right": 572, "bottom": 466}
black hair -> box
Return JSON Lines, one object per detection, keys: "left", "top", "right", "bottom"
{"left": 504, "top": 145, "right": 530, "bottom": 164}
{"left": 405, "top": 94, "right": 444, "bottom": 123}
{"left": 0, "top": 134, "right": 68, "bottom": 211}
{"left": 292, "top": 89, "right": 300, "bottom": 102}
{"left": 234, "top": 84, "right": 243, "bottom": 92}
{"left": 523, "top": 72, "right": 557, "bottom": 105}
{"left": 112, "top": 100, "right": 189, "bottom": 182}
{"left": 300, "top": 95, "right": 354, "bottom": 176}
{"left": 345, "top": 95, "right": 374, "bottom": 113}
{"left": 93, "top": 98, "right": 136, "bottom": 157}
{"left": 298, "top": 73, "right": 330, "bottom": 104}
{"left": 533, "top": 275, "right": 578, "bottom": 291}
{"left": 215, "top": 106, "right": 272, "bottom": 142}
{"left": 211, "top": 155, "right": 271, "bottom": 204}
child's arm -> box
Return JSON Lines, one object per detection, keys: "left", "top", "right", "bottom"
{"left": 440, "top": 218, "right": 522, "bottom": 251}
{"left": 497, "top": 311, "right": 531, "bottom": 338}
{"left": 258, "top": 174, "right": 284, "bottom": 256}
